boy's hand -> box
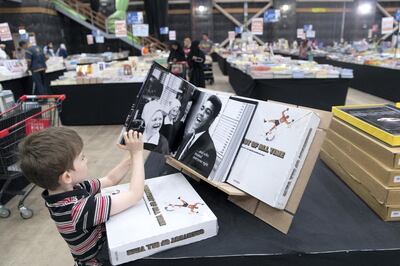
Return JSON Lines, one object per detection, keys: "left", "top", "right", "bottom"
{"left": 118, "top": 130, "right": 143, "bottom": 155}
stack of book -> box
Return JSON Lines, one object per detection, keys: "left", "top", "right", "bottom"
{"left": 320, "top": 104, "right": 400, "bottom": 221}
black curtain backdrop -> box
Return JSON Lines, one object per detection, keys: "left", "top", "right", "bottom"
{"left": 144, "top": 0, "right": 168, "bottom": 42}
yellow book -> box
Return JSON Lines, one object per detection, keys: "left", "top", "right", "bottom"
{"left": 332, "top": 103, "right": 400, "bottom": 146}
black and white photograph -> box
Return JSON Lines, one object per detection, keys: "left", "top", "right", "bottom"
{"left": 121, "top": 63, "right": 196, "bottom": 154}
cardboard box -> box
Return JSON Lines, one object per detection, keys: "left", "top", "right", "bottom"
{"left": 320, "top": 149, "right": 400, "bottom": 221}
{"left": 322, "top": 136, "right": 400, "bottom": 205}
{"left": 332, "top": 104, "right": 400, "bottom": 146}
{"left": 326, "top": 128, "right": 400, "bottom": 187}
{"left": 102, "top": 173, "right": 218, "bottom": 265}
{"left": 330, "top": 117, "right": 400, "bottom": 169}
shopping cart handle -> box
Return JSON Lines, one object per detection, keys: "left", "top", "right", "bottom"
{"left": 0, "top": 129, "right": 9, "bottom": 138}
{"left": 18, "top": 95, "right": 66, "bottom": 102}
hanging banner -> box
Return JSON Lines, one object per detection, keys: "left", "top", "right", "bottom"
{"left": 297, "top": 28, "right": 305, "bottom": 39}
{"left": 127, "top": 12, "right": 143, "bottom": 25}
{"left": 160, "top": 27, "right": 169, "bottom": 35}
{"left": 306, "top": 30, "right": 316, "bottom": 39}
{"left": 228, "top": 31, "right": 235, "bottom": 41}
{"left": 29, "top": 35, "right": 37, "bottom": 46}
{"left": 381, "top": 17, "right": 394, "bottom": 34}
{"left": 395, "top": 10, "right": 400, "bottom": 22}
{"left": 115, "top": 20, "right": 127, "bottom": 37}
{"left": 169, "top": 30, "right": 176, "bottom": 41}
{"left": 0, "top": 23, "right": 12, "bottom": 41}
{"left": 235, "top": 26, "right": 242, "bottom": 34}
{"left": 251, "top": 18, "right": 264, "bottom": 35}
{"left": 95, "top": 35, "right": 104, "bottom": 43}
{"left": 86, "top": 34, "right": 94, "bottom": 45}
{"left": 264, "top": 9, "right": 280, "bottom": 23}
{"left": 303, "top": 24, "right": 313, "bottom": 32}
{"left": 132, "top": 24, "right": 149, "bottom": 37}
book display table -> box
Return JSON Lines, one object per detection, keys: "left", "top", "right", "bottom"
{"left": 216, "top": 52, "right": 229, "bottom": 76}
{"left": 126, "top": 152, "right": 400, "bottom": 266}
{"left": 228, "top": 66, "right": 350, "bottom": 111}
{"left": 316, "top": 59, "right": 400, "bottom": 102}
{"left": 0, "top": 68, "right": 66, "bottom": 99}
{"left": 51, "top": 82, "right": 142, "bottom": 125}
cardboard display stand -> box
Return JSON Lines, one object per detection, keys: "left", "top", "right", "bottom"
{"left": 167, "top": 103, "right": 331, "bottom": 234}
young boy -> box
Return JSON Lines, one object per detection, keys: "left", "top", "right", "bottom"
{"left": 18, "top": 127, "right": 144, "bottom": 265}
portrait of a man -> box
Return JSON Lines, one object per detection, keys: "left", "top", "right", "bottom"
{"left": 175, "top": 95, "right": 222, "bottom": 177}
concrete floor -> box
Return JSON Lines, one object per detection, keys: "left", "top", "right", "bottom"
{"left": 0, "top": 62, "right": 392, "bottom": 266}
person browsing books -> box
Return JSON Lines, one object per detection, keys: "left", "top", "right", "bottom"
{"left": 175, "top": 95, "right": 222, "bottom": 177}
{"left": 18, "top": 127, "right": 145, "bottom": 265}
{"left": 142, "top": 100, "right": 170, "bottom": 154}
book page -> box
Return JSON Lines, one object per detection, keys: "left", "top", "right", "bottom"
{"left": 208, "top": 98, "right": 257, "bottom": 182}
{"left": 119, "top": 63, "right": 197, "bottom": 154}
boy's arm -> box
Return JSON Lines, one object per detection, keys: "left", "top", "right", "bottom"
{"left": 109, "top": 130, "right": 145, "bottom": 216}
{"left": 99, "top": 158, "right": 131, "bottom": 188}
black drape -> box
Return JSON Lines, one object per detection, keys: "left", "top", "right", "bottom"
{"left": 144, "top": 0, "right": 168, "bottom": 41}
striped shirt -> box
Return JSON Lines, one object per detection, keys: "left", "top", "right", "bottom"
{"left": 42, "top": 179, "right": 111, "bottom": 265}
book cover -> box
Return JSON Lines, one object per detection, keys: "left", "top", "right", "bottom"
{"left": 332, "top": 104, "right": 400, "bottom": 146}
{"left": 227, "top": 101, "right": 320, "bottom": 209}
{"left": 102, "top": 173, "right": 218, "bottom": 265}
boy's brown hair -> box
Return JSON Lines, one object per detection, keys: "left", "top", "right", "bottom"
{"left": 18, "top": 127, "right": 83, "bottom": 190}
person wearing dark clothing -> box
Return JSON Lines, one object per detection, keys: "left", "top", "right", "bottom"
{"left": 167, "top": 41, "right": 185, "bottom": 63}
{"left": 19, "top": 41, "right": 48, "bottom": 95}
{"left": 187, "top": 40, "right": 205, "bottom": 88}
{"left": 56, "top": 43, "right": 68, "bottom": 58}
{"left": 168, "top": 41, "right": 186, "bottom": 79}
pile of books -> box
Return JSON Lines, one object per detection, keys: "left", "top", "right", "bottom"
{"left": 321, "top": 104, "right": 400, "bottom": 221}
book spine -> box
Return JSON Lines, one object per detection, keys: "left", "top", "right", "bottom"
{"left": 274, "top": 115, "right": 318, "bottom": 209}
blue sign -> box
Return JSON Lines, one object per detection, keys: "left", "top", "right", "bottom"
{"left": 160, "top": 27, "right": 169, "bottom": 35}
{"left": 264, "top": 9, "right": 280, "bottom": 23}
{"left": 395, "top": 9, "right": 400, "bottom": 22}
{"left": 304, "top": 24, "right": 313, "bottom": 32}
{"left": 235, "top": 26, "right": 242, "bottom": 34}
{"left": 127, "top": 12, "right": 143, "bottom": 25}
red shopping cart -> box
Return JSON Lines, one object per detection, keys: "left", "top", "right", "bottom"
{"left": 169, "top": 61, "right": 188, "bottom": 79}
{"left": 0, "top": 95, "right": 65, "bottom": 219}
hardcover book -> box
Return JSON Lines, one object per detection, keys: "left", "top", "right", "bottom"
{"left": 120, "top": 62, "right": 320, "bottom": 210}
{"left": 332, "top": 104, "right": 400, "bottom": 146}
{"left": 102, "top": 173, "right": 218, "bottom": 265}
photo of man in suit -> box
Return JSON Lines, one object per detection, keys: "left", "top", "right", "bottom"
{"left": 174, "top": 95, "right": 222, "bottom": 177}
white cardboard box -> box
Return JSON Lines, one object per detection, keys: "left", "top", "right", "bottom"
{"left": 102, "top": 173, "right": 218, "bottom": 265}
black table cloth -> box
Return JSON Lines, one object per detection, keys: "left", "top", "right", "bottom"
{"left": 51, "top": 82, "right": 142, "bottom": 125}
{"left": 319, "top": 59, "right": 399, "bottom": 102}
{"left": 217, "top": 53, "right": 229, "bottom": 76}
{"left": 228, "top": 66, "right": 350, "bottom": 111}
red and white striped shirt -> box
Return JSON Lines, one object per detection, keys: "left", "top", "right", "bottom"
{"left": 42, "top": 179, "right": 111, "bottom": 264}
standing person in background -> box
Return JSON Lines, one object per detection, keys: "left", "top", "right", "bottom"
{"left": 19, "top": 40, "right": 48, "bottom": 95}
{"left": 0, "top": 44, "right": 9, "bottom": 59}
{"left": 43, "top": 42, "right": 55, "bottom": 58}
{"left": 199, "top": 33, "right": 213, "bottom": 55}
{"left": 187, "top": 40, "right": 205, "bottom": 88}
{"left": 167, "top": 41, "right": 185, "bottom": 63}
{"left": 183, "top": 37, "right": 192, "bottom": 58}
{"left": 298, "top": 39, "right": 308, "bottom": 60}
{"left": 56, "top": 43, "right": 68, "bottom": 58}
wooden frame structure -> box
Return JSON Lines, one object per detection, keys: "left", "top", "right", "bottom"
{"left": 167, "top": 103, "right": 331, "bottom": 234}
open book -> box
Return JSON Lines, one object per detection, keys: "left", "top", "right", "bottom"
{"left": 119, "top": 63, "right": 257, "bottom": 181}
{"left": 120, "top": 63, "right": 320, "bottom": 209}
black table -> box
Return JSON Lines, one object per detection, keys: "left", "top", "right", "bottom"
{"left": 318, "top": 59, "right": 400, "bottom": 102}
{"left": 216, "top": 53, "right": 229, "bottom": 76}
{"left": 0, "top": 69, "right": 66, "bottom": 100}
{"left": 51, "top": 82, "right": 142, "bottom": 125}
{"left": 228, "top": 66, "right": 350, "bottom": 111}
{"left": 119, "top": 152, "right": 400, "bottom": 266}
